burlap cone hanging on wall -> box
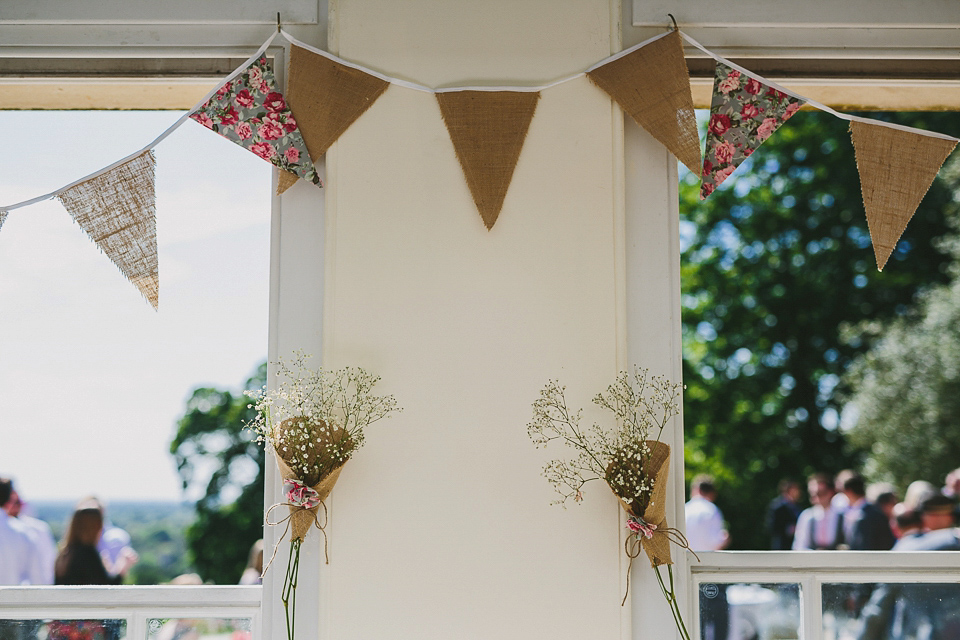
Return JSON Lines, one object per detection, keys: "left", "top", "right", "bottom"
{"left": 57, "top": 151, "right": 159, "bottom": 309}
{"left": 587, "top": 30, "right": 701, "bottom": 175}
{"left": 610, "top": 440, "right": 676, "bottom": 567}
{"left": 850, "top": 120, "right": 958, "bottom": 271}
{"left": 436, "top": 90, "right": 540, "bottom": 230}
{"left": 277, "top": 44, "right": 391, "bottom": 195}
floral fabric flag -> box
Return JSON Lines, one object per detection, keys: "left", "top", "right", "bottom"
{"left": 0, "top": 210, "right": 7, "bottom": 233}
{"left": 700, "top": 63, "right": 805, "bottom": 199}
{"left": 191, "top": 56, "right": 322, "bottom": 188}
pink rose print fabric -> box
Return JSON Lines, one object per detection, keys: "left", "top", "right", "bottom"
{"left": 700, "top": 63, "right": 804, "bottom": 199}
{"left": 191, "top": 56, "right": 322, "bottom": 188}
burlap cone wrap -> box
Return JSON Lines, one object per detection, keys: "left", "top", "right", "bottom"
{"left": 610, "top": 440, "right": 673, "bottom": 568}
{"left": 275, "top": 454, "right": 344, "bottom": 541}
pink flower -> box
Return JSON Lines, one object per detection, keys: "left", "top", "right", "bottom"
{"left": 714, "top": 141, "right": 736, "bottom": 165}
{"left": 708, "top": 113, "right": 732, "bottom": 137}
{"left": 264, "top": 92, "right": 287, "bottom": 112}
{"left": 744, "top": 78, "right": 764, "bottom": 95}
{"left": 282, "top": 114, "right": 299, "bottom": 133}
{"left": 626, "top": 516, "right": 657, "bottom": 540}
{"left": 258, "top": 121, "right": 284, "bottom": 141}
{"left": 235, "top": 89, "right": 255, "bottom": 108}
{"left": 756, "top": 117, "right": 779, "bottom": 141}
{"left": 284, "top": 147, "right": 300, "bottom": 164}
{"left": 191, "top": 112, "right": 214, "bottom": 129}
{"left": 740, "top": 103, "right": 761, "bottom": 119}
{"left": 215, "top": 81, "right": 233, "bottom": 100}
{"left": 235, "top": 121, "right": 253, "bottom": 140}
{"left": 714, "top": 164, "right": 736, "bottom": 184}
{"left": 782, "top": 102, "right": 801, "bottom": 121}
{"left": 247, "top": 65, "right": 264, "bottom": 88}
{"left": 702, "top": 159, "right": 713, "bottom": 175}
{"left": 250, "top": 141, "right": 276, "bottom": 160}
{"left": 717, "top": 70, "right": 741, "bottom": 94}
{"left": 219, "top": 106, "right": 239, "bottom": 127}
{"left": 284, "top": 479, "right": 321, "bottom": 509}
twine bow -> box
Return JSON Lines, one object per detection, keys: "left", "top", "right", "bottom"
{"left": 262, "top": 498, "right": 329, "bottom": 578}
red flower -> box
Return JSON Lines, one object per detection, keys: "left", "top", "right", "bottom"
{"left": 250, "top": 141, "right": 277, "bottom": 160}
{"left": 702, "top": 159, "right": 713, "bottom": 175}
{"left": 235, "top": 89, "right": 255, "bottom": 108}
{"left": 282, "top": 114, "right": 299, "bottom": 133}
{"left": 765, "top": 87, "right": 788, "bottom": 102}
{"left": 219, "top": 106, "right": 239, "bottom": 126}
{"left": 191, "top": 112, "right": 214, "bottom": 129}
{"left": 258, "top": 121, "right": 284, "bottom": 141}
{"left": 740, "top": 103, "right": 761, "bottom": 119}
{"left": 708, "top": 113, "right": 732, "bottom": 137}
{"left": 264, "top": 92, "right": 287, "bottom": 112}
{"left": 744, "top": 78, "right": 764, "bottom": 95}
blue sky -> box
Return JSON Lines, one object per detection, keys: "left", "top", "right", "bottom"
{"left": 0, "top": 111, "right": 272, "bottom": 503}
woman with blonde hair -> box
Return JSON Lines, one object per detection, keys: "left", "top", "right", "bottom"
{"left": 54, "top": 498, "right": 129, "bottom": 585}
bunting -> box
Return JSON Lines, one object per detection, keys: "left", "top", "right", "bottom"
{"left": 56, "top": 151, "right": 159, "bottom": 309}
{"left": 850, "top": 120, "right": 958, "bottom": 271}
{"left": 700, "top": 62, "right": 805, "bottom": 199}
{"left": 586, "top": 30, "right": 701, "bottom": 175}
{"left": 277, "top": 44, "right": 391, "bottom": 194}
{"left": 0, "top": 210, "right": 7, "bottom": 233}
{"left": 190, "top": 55, "right": 322, "bottom": 190}
{"left": 436, "top": 91, "right": 540, "bottom": 230}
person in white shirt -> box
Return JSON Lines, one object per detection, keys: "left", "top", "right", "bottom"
{"left": 2, "top": 480, "right": 57, "bottom": 584}
{"left": 0, "top": 478, "right": 45, "bottom": 585}
{"left": 793, "top": 473, "right": 845, "bottom": 550}
{"left": 684, "top": 474, "right": 730, "bottom": 551}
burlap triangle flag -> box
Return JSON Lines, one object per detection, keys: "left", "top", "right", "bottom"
{"left": 277, "top": 45, "right": 391, "bottom": 194}
{"left": 436, "top": 90, "right": 540, "bottom": 230}
{"left": 850, "top": 120, "right": 957, "bottom": 271}
{"left": 587, "top": 31, "right": 701, "bottom": 175}
{"left": 190, "top": 55, "right": 322, "bottom": 191}
{"left": 57, "top": 151, "right": 159, "bottom": 309}
{"left": 700, "top": 62, "right": 805, "bottom": 199}
{"left": 0, "top": 210, "right": 7, "bottom": 233}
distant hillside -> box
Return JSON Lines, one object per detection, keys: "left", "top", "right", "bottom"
{"left": 28, "top": 500, "right": 197, "bottom": 585}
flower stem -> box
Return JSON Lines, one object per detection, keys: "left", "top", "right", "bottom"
{"left": 654, "top": 564, "right": 691, "bottom": 640}
{"left": 281, "top": 537, "right": 302, "bottom": 640}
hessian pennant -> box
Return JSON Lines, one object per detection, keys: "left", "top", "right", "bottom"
{"left": 850, "top": 120, "right": 957, "bottom": 271}
{"left": 436, "top": 90, "right": 540, "bottom": 230}
{"left": 190, "top": 55, "right": 322, "bottom": 190}
{"left": 587, "top": 30, "right": 701, "bottom": 175}
{"left": 56, "top": 151, "right": 160, "bottom": 309}
{"left": 277, "top": 44, "right": 391, "bottom": 194}
{"left": 700, "top": 62, "right": 805, "bottom": 199}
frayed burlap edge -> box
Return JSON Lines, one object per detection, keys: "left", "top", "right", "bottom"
{"left": 850, "top": 120, "right": 958, "bottom": 271}
{"left": 56, "top": 150, "right": 159, "bottom": 309}
{"left": 587, "top": 30, "right": 701, "bottom": 175}
{"left": 278, "top": 44, "right": 391, "bottom": 195}
{"left": 436, "top": 90, "right": 540, "bottom": 230}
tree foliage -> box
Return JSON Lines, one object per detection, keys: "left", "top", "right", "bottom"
{"left": 680, "top": 111, "right": 960, "bottom": 549}
{"left": 843, "top": 157, "right": 960, "bottom": 489}
{"left": 170, "top": 363, "right": 266, "bottom": 584}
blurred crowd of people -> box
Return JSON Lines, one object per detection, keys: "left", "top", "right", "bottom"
{"left": 684, "top": 469, "right": 960, "bottom": 554}
{"left": 0, "top": 478, "right": 139, "bottom": 586}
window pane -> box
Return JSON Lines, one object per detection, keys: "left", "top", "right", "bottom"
{"left": 0, "top": 619, "right": 127, "bottom": 639}
{"left": 823, "top": 582, "right": 960, "bottom": 640}
{"left": 146, "top": 618, "right": 252, "bottom": 640}
{"left": 699, "top": 582, "right": 801, "bottom": 640}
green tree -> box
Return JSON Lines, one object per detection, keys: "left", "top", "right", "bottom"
{"left": 843, "top": 157, "right": 960, "bottom": 489}
{"left": 170, "top": 363, "right": 266, "bottom": 584}
{"left": 681, "top": 111, "right": 960, "bottom": 549}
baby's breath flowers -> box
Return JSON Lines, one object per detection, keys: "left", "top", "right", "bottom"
{"left": 246, "top": 352, "right": 401, "bottom": 485}
{"left": 527, "top": 367, "right": 682, "bottom": 510}
{"left": 246, "top": 351, "right": 400, "bottom": 640}
{"left": 528, "top": 368, "right": 691, "bottom": 637}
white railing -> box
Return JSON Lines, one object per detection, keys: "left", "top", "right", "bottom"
{"left": 0, "top": 586, "right": 261, "bottom": 639}
{"left": 690, "top": 551, "right": 960, "bottom": 640}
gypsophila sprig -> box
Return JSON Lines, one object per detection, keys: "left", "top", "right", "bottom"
{"left": 245, "top": 351, "right": 402, "bottom": 484}
{"left": 527, "top": 367, "right": 683, "bottom": 509}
